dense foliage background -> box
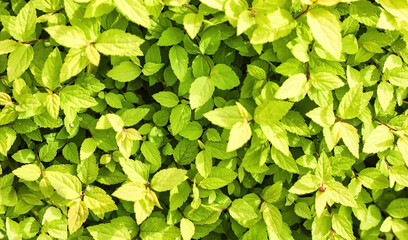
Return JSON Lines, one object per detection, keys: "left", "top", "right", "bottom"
{"left": 1, "top": 0, "right": 408, "bottom": 239}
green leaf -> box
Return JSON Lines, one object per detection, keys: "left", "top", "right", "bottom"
{"left": 60, "top": 85, "right": 98, "bottom": 108}
{"left": 68, "top": 201, "right": 88, "bottom": 234}
{"left": 19, "top": 217, "right": 40, "bottom": 239}
{"left": 210, "top": 64, "right": 240, "bottom": 90}
{"left": 41, "top": 48, "right": 62, "bottom": 90}
{"left": 307, "top": 8, "right": 342, "bottom": 59}
{"left": 112, "top": 182, "right": 146, "bottom": 201}
{"left": 7, "top": 44, "right": 33, "bottom": 80}
{"left": 45, "top": 171, "right": 82, "bottom": 199}
{"left": 95, "top": 29, "right": 144, "bottom": 56}
{"left": 0, "top": 127, "right": 16, "bottom": 156}
{"left": 275, "top": 73, "right": 307, "bottom": 99}
{"left": 332, "top": 214, "right": 355, "bottom": 240}
{"left": 153, "top": 91, "right": 179, "bottom": 108}
{"left": 157, "top": 27, "right": 184, "bottom": 46}
{"left": 6, "top": 217, "right": 22, "bottom": 240}
{"left": 204, "top": 105, "right": 243, "bottom": 129}
{"left": 386, "top": 198, "right": 408, "bottom": 218}
{"left": 261, "top": 123, "right": 289, "bottom": 156}
{"left": 119, "top": 157, "right": 149, "bottom": 183}
{"left": 113, "top": 0, "right": 151, "bottom": 28}
{"left": 0, "top": 40, "right": 19, "bottom": 55}
{"left": 83, "top": 186, "right": 118, "bottom": 213}
{"left": 170, "top": 181, "right": 191, "bottom": 211}
{"left": 294, "top": 202, "right": 312, "bottom": 219}
{"left": 142, "top": 62, "right": 164, "bottom": 76}
{"left": 180, "top": 218, "right": 195, "bottom": 240}
{"left": 270, "top": 145, "right": 299, "bottom": 173}
{"left": 12, "top": 149, "right": 35, "bottom": 163}
{"left": 170, "top": 104, "right": 191, "bottom": 135}
{"left": 184, "top": 13, "right": 203, "bottom": 39}
{"left": 80, "top": 138, "right": 97, "bottom": 160}
{"left": 14, "top": 1, "right": 36, "bottom": 41}
{"left": 46, "top": 25, "right": 87, "bottom": 48}
{"left": 179, "top": 121, "right": 203, "bottom": 140}
{"left": 307, "top": 107, "right": 336, "bottom": 127}
{"left": 262, "top": 203, "right": 282, "bottom": 234}
{"left": 150, "top": 168, "right": 188, "bottom": 192}
{"left": 189, "top": 76, "right": 214, "bottom": 109}
{"left": 254, "top": 101, "right": 293, "bottom": 126}
{"left": 316, "top": 152, "right": 331, "bottom": 182}
{"left": 227, "top": 121, "right": 251, "bottom": 152}
{"left": 196, "top": 150, "right": 212, "bottom": 178}
{"left": 310, "top": 72, "right": 345, "bottom": 91}
{"left": 263, "top": 182, "right": 282, "bottom": 203}
{"left": 141, "top": 141, "right": 162, "bottom": 167}
{"left": 174, "top": 139, "right": 198, "bottom": 165}
{"left": 338, "top": 85, "right": 364, "bottom": 119}
{"left": 169, "top": 45, "right": 189, "bottom": 81}
{"left": 107, "top": 61, "right": 141, "bottom": 82}
{"left": 339, "top": 122, "right": 360, "bottom": 159}
{"left": 140, "top": 217, "right": 181, "bottom": 239}
{"left": 363, "top": 125, "right": 394, "bottom": 153}
{"left": 229, "top": 198, "right": 259, "bottom": 227}
{"left": 88, "top": 223, "right": 131, "bottom": 240}
{"left": 116, "top": 128, "right": 142, "bottom": 158}
{"left": 77, "top": 156, "right": 99, "bottom": 184}
{"left": 60, "top": 48, "right": 90, "bottom": 82}
{"left": 377, "top": 81, "right": 394, "bottom": 111}
{"left": 12, "top": 164, "right": 41, "bottom": 181}
{"left": 326, "top": 181, "right": 357, "bottom": 208}
{"left": 199, "top": 167, "right": 237, "bottom": 189}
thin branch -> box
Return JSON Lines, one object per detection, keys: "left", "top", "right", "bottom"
{"left": 373, "top": 117, "right": 397, "bottom": 131}
{"left": 294, "top": 5, "right": 310, "bottom": 20}
{"left": 252, "top": 188, "right": 265, "bottom": 202}
{"left": 21, "top": 38, "right": 48, "bottom": 45}
{"left": 35, "top": 149, "right": 44, "bottom": 178}
{"left": 182, "top": 4, "right": 198, "bottom": 14}
{"left": 383, "top": 158, "right": 390, "bottom": 170}
{"left": 55, "top": 78, "right": 76, "bottom": 94}
{"left": 202, "top": 54, "right": 212, "bottom": 76}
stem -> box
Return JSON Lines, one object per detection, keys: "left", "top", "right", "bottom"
{"left": 351, "top": 168, "right": 358, "bottom": 178}
{"left": 35, "top": 150, "right": 44, "bottom": 178}
{"left": 252, "top": 188, "right": 265, "bottom": 202}
{"left": 384, "top": 158, "right": 390, "bottom": 170}
{"left": 55, "top": 78, "right": 76, "bottom": 94}
{"left": 182, "top": 4, "right": 198, "bottom": 14}
{"left": 373, "top": 117, "right": 397, "bottom": 131}
{"left": 80, "top": 185, "right": 88, "bottom": 199}
{"left": 21, "top": 38, "right": 48, "bottom": 45}
{"left": 335, "top": 116, "right": 343, "bottom": 122}
{"left": 294, "top": 5, "right": 310, "bottom": 20}
{"left": 202, "top": 54, "right": 212, "bottom": 76}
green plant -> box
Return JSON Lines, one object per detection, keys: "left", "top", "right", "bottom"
{"left": 1, "top": 0, "right": 408, "bottom": 239}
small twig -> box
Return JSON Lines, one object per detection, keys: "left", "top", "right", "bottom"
{"left": 21, "top": 38, "right": 48, "bottom": 45}
{"left": 55, "top": 78, "right": 76, "bottom": 94}
{"left": 202, "top": 54, "right": 212, "bottom": 76}
{"left": 252, "top": 188, "right": 265, "bottom": 202}
{"left": 294, "top": 5, "right": 310, "bottom": 20}
{"left": 351, "top": 168, "right": 358, "bottom": 178}
{"left": 383, "top": 158, "right": 390, "bottom": 170}
{"left": 182, "top": 4, "right": 198, "bottom": 14}
{"left": 35, "top": 150, "right": 44, "bottom": 177}
{"left": 373, "top": 117, "right": 397, "bottom": 131}
{"left": 53, "top": 8, "right": 64, "bottom": 14}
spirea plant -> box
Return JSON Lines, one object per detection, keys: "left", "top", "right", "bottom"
{"left": 1, "top": 0, "right": 408, "bottom": 239}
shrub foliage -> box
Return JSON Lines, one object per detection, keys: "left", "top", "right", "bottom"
{"left": 1, "top": 0, "right": 408, "bottom": 239}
